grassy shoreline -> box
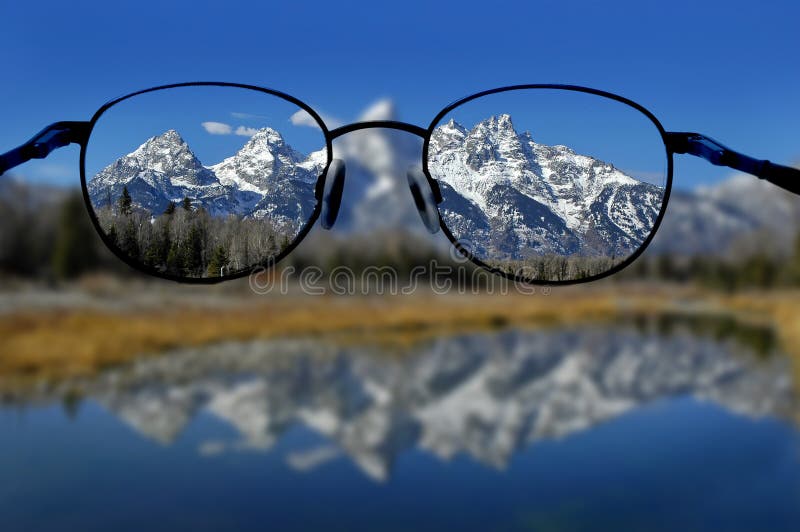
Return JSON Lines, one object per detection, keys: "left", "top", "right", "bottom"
{"left": 2, "top": 283, "right": 799, "bottom": 386}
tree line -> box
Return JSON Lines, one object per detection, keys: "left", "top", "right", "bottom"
{"left": 94, "top": 186, "right": 294, "bottom": 277}
{"left": 617, "top": 249, "right": 800, "bottom": 291}
{"left": 489, "top": 254, "right": 620, "bottom": 282}
{"left": 4, "top": 180, "right": 800, "bottom": 289}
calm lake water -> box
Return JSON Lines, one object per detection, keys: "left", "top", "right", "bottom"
{"left": 2, "top": 318, "right": 800, "bottom": 531}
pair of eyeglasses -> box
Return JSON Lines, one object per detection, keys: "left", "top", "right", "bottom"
{"left": 1, "top": 82, "right": 797, "bottom": 284}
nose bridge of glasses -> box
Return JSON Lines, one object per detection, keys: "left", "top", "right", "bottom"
{"left": 323, "top": 120, "right": 446, "bottom": 234}
{"left": 407, "top": 167, "right": 441, "bottom": 234}
{"left": 320, "top": 159, "right": 346, "bottom": 230}
{"left": 328, "top": 120, "right": 428, "bottom": 140}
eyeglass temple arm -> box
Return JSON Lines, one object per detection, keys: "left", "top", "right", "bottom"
{"left": 0, "top": 121, "right": 90, "bottom": 176}
{"left": 667, "top": 132, "right": 800, "bottom": 195}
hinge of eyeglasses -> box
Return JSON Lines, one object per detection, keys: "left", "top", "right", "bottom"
{"left": 667, "top": 131, "right": 800, "bottom": 195}
{"left": 666, "top": 131, "right": 768, "bottom": 176}
{"left": 24, "top": 122, "right": 91, "bottom": 158}
{"left": 0, "top": 121, "right": 90, "bottom": 176}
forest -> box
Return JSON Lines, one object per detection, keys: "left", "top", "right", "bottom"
{"left": 490, "top": 254, "right": 621, "bottom": 282}
{"left": 91, "top": 187, "right": 298, "bottom": 278}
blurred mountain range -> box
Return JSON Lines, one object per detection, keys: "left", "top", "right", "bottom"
{"left": 3, "top": 100, "right": 799, "bottom": 259}
{"left": 651, "top": 174, "right": 800, "bottom": 257}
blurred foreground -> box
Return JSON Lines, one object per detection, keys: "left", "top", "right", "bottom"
{"left": 2, "top": 313, "right": 800, "bottom": 530}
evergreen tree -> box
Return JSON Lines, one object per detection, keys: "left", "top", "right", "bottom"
{"left": 163, "top": 201, "right": 176, "bottom": 215}
{"left": 182, "top": 224, "right": 204, "bottom": 274}
{"left": 107, "top": 225, "right": 119, "bottom": 248}
{"left": 143, "top": 241, "right": 161, "bottom": 267}
{"left": 143, "top": 223, "right": 170, "bottom": 268}
{"left": 118, "top": 186, "right": 132, "bottom": 216}
{"left": 161, "top": 221, "right": 171, "bottom": 257}
{"left": 181, "top": 197, "right": 192, "bottom": 212}
{"left": 120, "top": 219, "right": 140, "bottom": 259}
{"left": 166, "top": 242, "right": 181, "bottom": 274}
{"left": 207, "top": 245, "right": 229, "bottom": 277}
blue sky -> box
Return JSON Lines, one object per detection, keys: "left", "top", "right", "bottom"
{"left": 83, "top": 85, "right": 329, "bottom": 177}
{"left": 1, "top": 0, "right": 798, "bottom": 191}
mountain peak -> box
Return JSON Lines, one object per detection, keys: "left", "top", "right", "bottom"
{"left": 237, "top": 127, "right": 298, "bottom": 159}
{"left": 146, "top": 129, "right": 188, "bottom": 147}
{"left": 461, "top": 114, "right": 526, "bottom": 170}
{"left": 249, "top": 127, "right": 283, "bottom": 142}
{"left": 209, "top": 126, "right": 319, "bottom": 192}
{"left": 239, "top": 127, "right": 291, "bottom": 154}
{"left": 160, "top": 129, "right": 183, "bottom": 141}
{"left": 129, "top": 129, "right": 197, "bottom": 162}
{"left": 496, "top": 113, "right": 513, "bottom": 126}
{"left": 130, "top": 129, "right": 192, "bottom": 160}
{"left": 475, "top": 113, "right": 516, "bottom": 135}
{"left": 442, "top": 118, "right": 468, "bottom": 135}
{"left": 89, "top": 128, "right": 215, "bottom": 197}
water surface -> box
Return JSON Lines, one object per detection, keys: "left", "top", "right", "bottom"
{"left": 2, "top": 320, "right": 799, "bottom": 531}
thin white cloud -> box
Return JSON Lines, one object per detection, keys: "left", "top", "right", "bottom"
{"left": 235, "top": 126, "right": 259, "bottom": 137}
{"left": 289, "top": 109, "right": 319, "bottom": 127}
{"left": 290, "top": 99, "right": 391, "bottom": 131}
{"left": 201, "top": 121, "right": 233, "bottom": 135}
{"left": 202, "top": 121, "right": 260, "bottom": 137}
{"left": 231, "top": 112, "right": 269, "bottom": 120}
{"left": 290, "top": 108, "right": 340, "bottom": 129}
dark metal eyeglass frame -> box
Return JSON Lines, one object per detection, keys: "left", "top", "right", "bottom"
{"left": 1, "top": 82, "right": 798, "bottom": 285}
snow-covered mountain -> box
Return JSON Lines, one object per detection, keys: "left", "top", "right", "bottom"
{"left": 650, "top": 174, "right": 800, "bottom": 257}
{"left": 84, "top": 106, "right": 800, "bottom": 259}
{"left": 428, "top": 115, "right": 665, "bottom": 259}
{"left": 88, "top": 128, "right": 325, "bottom": 228}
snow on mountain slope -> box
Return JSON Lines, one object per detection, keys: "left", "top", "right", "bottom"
{"left": 650, "top": 173, "right": 800, "bottom": 257}
{"left": 85, "top": 106, "right": 800, "bottom": 259}
{"left": 209, "top": 127, "right": 320, "bottom": 192}
{"left": 428, "top": 115, "right": 664, "bottom": 259}
{"left": 88, "top": 128, "right": 325, "bottom": 227}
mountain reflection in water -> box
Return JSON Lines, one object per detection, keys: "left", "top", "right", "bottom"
{"left": 33, "top": 319, "right": 795, "bottom": 483}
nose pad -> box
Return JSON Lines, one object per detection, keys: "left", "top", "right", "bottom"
{"left": 321, "top": 159, "right": 346, "bottom": 230}
{"left": 406, "top": 167, "right": 440, "bottom": 234}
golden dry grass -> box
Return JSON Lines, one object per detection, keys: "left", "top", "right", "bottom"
{"left": 1, "top": 284, "right": 799, "bottom": 384}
